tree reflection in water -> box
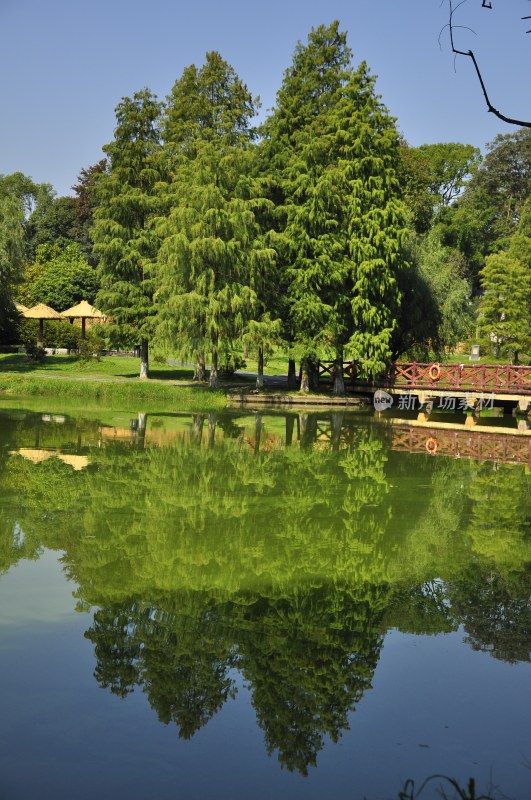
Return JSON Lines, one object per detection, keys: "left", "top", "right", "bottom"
{"left": 0, "top": 407, "right": 529, "bottom": 773}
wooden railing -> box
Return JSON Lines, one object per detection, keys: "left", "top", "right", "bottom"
{"left": 391, "top": 425, "right": 531, "bottom": 468}
{"left": 319, "top": 361, "right": 531, "bottom": 395}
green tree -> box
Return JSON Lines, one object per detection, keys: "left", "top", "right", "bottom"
{"left": 93, "top": 89, "right": 163, "bottom": 378}
{"left": 0, "top": 171, "right": 55, "bottom": 266}
{"left": 71, "top": 160, "right": 107, "bottom": 265}
{"left": 479, "top": 252, "right": 530, "bottom": 362}
{"left": 434, "top": 129, "right": 531, "bottom": 291}
{"left": 470, "top": 129, "right": 531, "bottom": 239}
{"left": 397, "top": 141, "right": 480, "bottom": 236}
{"left": 26, "top": 195, "right": 79, "bottom": 252}
{"left": 263, "top": 22, "right": 408, "bottom": 389}
{"left": 478, "top": 200, "right": 531, "bottom": 362}
{"left": 0, "top": 191, "right": 26, "bottom": 342}
{"left": 157, "top": 53, "right": 272, "bottom": 387}
{"left": 0, "top": 171, "right": 54, "bottom": 220}
{"left": 412, "top": 229, "right": 473, "bottom": 354}
{"left": 23, "top": 242, "right": 99, "bottom": 310}
{"left": 416, "top": 142, "right": 480, "bottom": 207}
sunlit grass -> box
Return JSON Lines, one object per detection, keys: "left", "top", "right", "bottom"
{"left": 0, "top": 353, "right": 195, "bottom": 380}
{"left": 0, "top": 354, "right": 227, "bottom": 410}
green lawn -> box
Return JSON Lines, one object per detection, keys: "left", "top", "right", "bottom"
{"left": 242, "top": 350, "right": 290, "bottom": 376}
{"left": 0, "top": 353, "right": 227, "bottom": 410}
{"left": 0, "top": 353, "right": 196, "bottom": 381}
{"left": 440, "top": 352, "right": 529, "bottom": 366}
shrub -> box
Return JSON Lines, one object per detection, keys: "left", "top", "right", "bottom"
{"left": 77, "top": 332, "right": 105, "bottom": 361}
{"left": 218, "top": 353, "right": 246, "bottom": 378}
{"left": 24, "top": 342, "right": 46, "bottom": 362}
{"left": 19, "top": 319, "right": 82, "bottom": 350}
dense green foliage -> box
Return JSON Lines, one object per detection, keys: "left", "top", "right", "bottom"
{"left": 478, "top": 196, "right": 531, "bottom": 362}
{"left": 260, "top": 23, "right": 409, "bottom": 382}
{"left": 0, "top": 191, "right": 26, "bottom": 341}
{"left": 2, "top": 26, "right": 529, "bottom": 367}
{"left": 93, "top": 89, "right": 164, "bottom": 377}
{"left": 156, "top": 53, "right": 275, "bottom": 387}
{"left": 22, "top": 242, "right": 98, "bottom": 310}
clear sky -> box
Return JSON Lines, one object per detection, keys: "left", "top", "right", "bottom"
{"left": 1, "top": 0, "right": 529, "bottom": 196}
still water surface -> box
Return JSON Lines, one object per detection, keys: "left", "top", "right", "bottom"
{"left": 0, "top": 404, "right": 529, "bottom": 799}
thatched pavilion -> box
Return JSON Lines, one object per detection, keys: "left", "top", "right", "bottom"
{"left": 61, "top": 300, "right": 105, "bottom": 338}
{"left": 21, "top": 303, "right": 65, "bottom": 347}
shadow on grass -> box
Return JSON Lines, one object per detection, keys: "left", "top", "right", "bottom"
{"left": 149, "top": 368, "right": 195, "bottom": 381}
{"left": 0, "top": 354, "right": 79, "bottom": 373}
{"left": 0, "top": 355, "right": 196, "bottom": 381}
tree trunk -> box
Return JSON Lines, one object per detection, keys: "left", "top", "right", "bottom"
{"left": 287, "top": 358, "right": 297, "bottom": 390}
{"left": 192, "top": 414, "right": 204, "bottom": 445}
{"left": 194, "top": 352, "right": 206, "bottom": 382}
{"left": 333, "top": 357, "right": 345, "bottom": 396}
{"left": 256, "top": 346, "right": 264, "bottom": 389}
{"left": 208, "top": 412, "right": 217, "bottom": 449}
{"left": 139, "top": 339, "right": 149, "bottom": 379}
{"left": 300, "top": 412, "right": 317, "bottom": 448}
{"left": 300, "top": 359, "right": 310, "bottom": 393}
{"left": 285, "top": 415, "right": 295, "bottom": 447}
{"left": 209, "top": 348, "right": 219, "bottom": 388}
{"left": 254, "top": 412, "right": 263, "bottom": 456}
{"left": 309, "top": 360, "right": 319, "bottom": 391}
{"left": 331, "top": 411, "right": 344, "bottom": 451}
{"left": 137, "top": 412, "right": 147, "bottom": 449}
{"left": 513, "top": 350, "right": 519, "bottom": 366}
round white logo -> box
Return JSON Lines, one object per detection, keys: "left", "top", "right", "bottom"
{"left": 373, "top": 390, "right": 394, "bottom": 412}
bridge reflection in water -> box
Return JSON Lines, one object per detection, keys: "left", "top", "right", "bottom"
{"left": 389, "top": 423, "right": 531, "bottom": 469}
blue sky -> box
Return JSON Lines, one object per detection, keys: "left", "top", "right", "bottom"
{"left": 1, "top": 0, "right": 529, "bottom": 196}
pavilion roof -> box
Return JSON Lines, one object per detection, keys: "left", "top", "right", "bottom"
{"left": 22, "top": 303, "right": 64, "bottom": 320}
{"left": 61, "top": 300, "right": 105, "bottom": 319}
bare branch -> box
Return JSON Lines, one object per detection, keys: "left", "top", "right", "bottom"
{"left": 443, "top": 0, "right": 531, "bottom": 129}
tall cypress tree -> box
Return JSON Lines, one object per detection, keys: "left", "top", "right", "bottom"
{"left": 479, "top": 197, "right": 531, "bottom": 363}
{"left": 93, "top": 89, "right": 163, "bottom": 378}
{"left": 264, "top": 22, "right": 408, "bottom": 389}
{"left": 0, "top": 192, "right": 26, "bottom": 342}
{"left": 156, "top": 54, "right": 275, "bottom": 388}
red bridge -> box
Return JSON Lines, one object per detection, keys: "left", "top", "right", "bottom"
{"left": 319, "top": 361, "right": 531, "bottom": 402}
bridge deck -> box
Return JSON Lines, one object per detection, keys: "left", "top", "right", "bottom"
{"left": 319, "top": 361, "right": 531, "bottom": 402}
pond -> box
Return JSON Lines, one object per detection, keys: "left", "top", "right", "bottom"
{"left": 0, "top": 403, "right": 529, "bottom": 799}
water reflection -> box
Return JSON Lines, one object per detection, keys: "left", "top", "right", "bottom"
{"left": 84, "top": 585, "right": 385, "bottom": 774}
{"left": 0, "top": 406, "right": 529, "bottom": 774}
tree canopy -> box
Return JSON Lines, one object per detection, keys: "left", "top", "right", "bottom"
{"left": 93, "top": 89, "right": 164, "bottom": 377}
{"left": 262, "top": 22, "right": 409, "bottom": 383}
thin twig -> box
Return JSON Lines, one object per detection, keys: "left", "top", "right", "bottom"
{"left": 443, "top": 0, "right": 531, "bottom": 128}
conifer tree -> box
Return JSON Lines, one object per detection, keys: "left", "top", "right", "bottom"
{"left": 264, "top": 22, "right": 408, "bottom": 389}
{"left": 93, "top": 90, "right": 163, "bottom": 378}
{"left": 479, "top": 198, "right": 531, "bottom": 363}
{"left": 0, "top": 192, "right": 26, "bottom": 342}
{"left": 156, "top": 54, "right": 275, "bottom": 387}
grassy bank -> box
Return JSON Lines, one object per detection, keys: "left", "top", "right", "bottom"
{"left": 0, "top": 354, "right": 227, "bottom": 411}
{"left": 0, "top": 353, "right": 196, "bottom": 380}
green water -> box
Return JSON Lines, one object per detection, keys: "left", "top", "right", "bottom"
{"left": 0, "top": 404, "right": 529, "bottom": 799}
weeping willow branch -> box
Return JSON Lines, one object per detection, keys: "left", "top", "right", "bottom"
{"left": 441, "top": 0, "right": 531, "bottom": 129}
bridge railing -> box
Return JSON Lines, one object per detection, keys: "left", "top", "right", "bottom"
{"left": 391, "top": 425, "right": 531, "bottom": 468}
{"left": 319, "top": 361, "right": 531, "bottom": 395}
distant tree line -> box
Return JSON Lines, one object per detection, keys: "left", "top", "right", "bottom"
{"left": 1, "top": 21, "right": 530, "bottom": 382}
